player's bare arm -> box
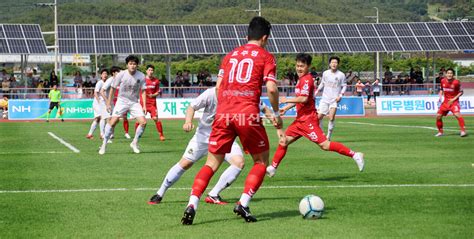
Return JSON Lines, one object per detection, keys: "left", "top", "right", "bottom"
{"left": 282, "top": 95, "right": 308, "bottom": 104}
{"left": 141, "top": 90, "right": 147, "bottom": 113}
{"left": 280, "top": 103, "right": 295, "bottom": 115}
{"left": 106, "top": 87, "right": 115, "bottom": 112}
{"left": 183, "top": 106, "right": 195, "bottom": 132}
{"left": 266, "top": 80, "right": 282, "bottom": 129}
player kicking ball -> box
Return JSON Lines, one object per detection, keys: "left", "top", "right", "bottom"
{"left": 149, "top": 87, "right": 274, "bottom": 205}
{"left": 99, "top": 55, "right": 147, "bottom": 155}
{"left": 435, "top": 68, "right": 467, "bottom": 137}
{"left": 314, "top": 56, "right": 347, "bottom": 141}
{"left": 181, "top": 16, "right": 282, "bottom": 225}
{"left": 266, "top": 53, "right": 364, "bottom": 178}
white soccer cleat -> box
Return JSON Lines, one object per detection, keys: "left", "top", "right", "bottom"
{"left": 435, "top": 132, "right": 444, "bottom": 137}
{"left": 107, "top": 139, "right": 113, "bottom": 144}
{"left": 460, "top": 131, "right": 468, "bottom": 137}
{"left": 124, "top": 133, "right": 131, "bottom": 139}
{"left": 99, "top": 143, "right": 107, "bottom": 155}
{"left": 130, "top": 142, "right": 140, "bottom": 154}
{"left": 266, "top": 165, "right": 277, "bottom": 177}
{"left": 352, "top": 152, "right": 365, "bottom": 172}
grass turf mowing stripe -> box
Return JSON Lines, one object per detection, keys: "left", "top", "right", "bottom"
{"left": 47, "top": 132, "right": 80, "bottom": 153}
{"left": 1, "top": 183, "right": 473, "bottom": 194}
{"left": 345, "top": 121, "right": 459, "bottom": 132}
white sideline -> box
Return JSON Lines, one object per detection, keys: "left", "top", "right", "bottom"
{"left": 0, "top": 151, "right": 73, "bottom": 155}
{"left": 47, "top": 132, "right": 80, "bottom": 153}
{"left": 345, "top": 122, "right": 459, "bottom": 132}
{"left": 0, "top": 184, "right": 473, "bottom": 194}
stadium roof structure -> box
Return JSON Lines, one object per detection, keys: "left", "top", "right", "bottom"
{"left": 58, "top": 22, "right": 473, "bottom": 55}
{"left": 0, "top": 24, "right": 48, "bottom": 54}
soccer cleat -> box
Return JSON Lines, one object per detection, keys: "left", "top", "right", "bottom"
{"left": 352, "top": 152, "right": 365, "bottom": 172}
{"left": 61, "top": 119, "right": 64, "bottom": 122}
{"left": 435, "top": 132, "right": 444, "bottom": 137}
{"left": 110, "top": 134, "right": 115, "bottom": 139}
{"left": 98, "top": 143, "right": 107, "bottom": 155}
{"left": 160, "top": 135, "right": 166, "bottom": 141}
{"left": 460, "top": 131, "right": 468, "bottom": 137}
{"left": 205, "top": 195, "right": 228, "bottom": 205}
{"left": 181, "top": 205, "right": 195, "bottom": 225}
{"left": 148, "top": 194, "right": 162, "bottom": 205}
{"left": 46, "top": 120, "right": 49, "bottom": 123}
{"left": 130, "top": 142, "right": 140, "bottom": 154}
{"left": 124, "top": 133, "right": 131, "bottom": 139}
{"left": 266, "top": 165, "right": 277, "bottom": 177}
{"left": 86, "top": 134, "right": 94, "bottom": 140}
{"left": 107, "top": 139, "right": 113, "bottom": 144}
{"left": 233, "top": 204, "right": 257, "bottom": 222}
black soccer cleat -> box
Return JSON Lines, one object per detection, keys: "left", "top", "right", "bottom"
{"left": 181, "top": 205, "right": 195, "bottom": 225}
{"left": 148, "top": 194, "right": 162, "bottom": 205}
{"left": 233, "top": 204, "right": 257, "bottom": 222}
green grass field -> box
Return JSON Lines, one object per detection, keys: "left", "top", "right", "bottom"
{"left": 0, "top": 116, "right": 473, "bottom": 238}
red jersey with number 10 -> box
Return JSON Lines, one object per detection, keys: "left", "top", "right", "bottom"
{"left": 295, "top": 73, "right": 316, "bottom": 121}
{"left": 440, "top": 78, "right": 462, "bottom": 103}
{"left": 217, "top": 43, "right": 276, "bottom": 115}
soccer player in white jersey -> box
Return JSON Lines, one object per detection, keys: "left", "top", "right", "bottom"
{"left": 101, "top": 66, "right": 128, "bottom": 139}
{"left": 99, "top": 55, "right": 147, "bottom": 155}
{"left": 149, "top": 87, "right": 274, "bottom": 205}
{"left": 315, "top": 56, "right": 347, "bottom": 140}
{"left": 86, "top": 69, "right": 109, "bottom": 140}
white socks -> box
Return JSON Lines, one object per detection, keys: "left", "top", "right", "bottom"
{"left": 327, "top": 120, "right": 335, "bottom": 139}
{"left": 103, "top": 124, "right": 113, "bottom": 144}
{"left": 239, "top": 193, "right": 252, "bottom": 207}
{"left": 88, "top": 119, "right": 98, "bottom": 135}
{"left": 188, "top": 195, "right": 200, "bottom": 210}
{"left": 157, "top": 163, "right": 186, "bottom": 197}
{"left": 208, "top": 165, "right": 241, "bottom": 197}
{"left": 133, "top": 124, "right": 145, "bottom": 144}
{"left": 99, "top": 119, "right": 106, "bottom": 136}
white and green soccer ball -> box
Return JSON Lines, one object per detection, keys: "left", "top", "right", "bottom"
{"left": 299, "top": 195, "right": 324, "bottom": 219}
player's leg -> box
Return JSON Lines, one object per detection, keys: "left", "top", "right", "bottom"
{"left": 318, "top": 139, "right": 364, "bottom": 171}
{"left": 99, "top": 116, "right": 119, "bottom": 155}
{"left": 150, "top": 106, "right": 165, "bottom": 141}
{"left": 453, "top": 112, "right": 467, "bottom": 137}
{"left": 327, "top": 106, "right": 337, "bottom": 140}
{"left": 318, "top": 101, "right": 329, "bottom": 130}
{"left": 150, "top": 137, "right": 206, "bottom": 204}
{"left": 87, "top": 117, "right": 100, "bottom": 139}
{"left": 130, "top": 116, "right": 146, "bottom": 153}
{"left": 267, "top": 121, "right": 301, "bottom": 177}
{"left": 46, "top": 103, "right": 54, "bottom": 122}
{"left": 435, "top": 104, "right": 448, "bottom": 136}
{"left": 206, "top": 142, "right": 245, "bottom": 204}
{"left": 123, "top": 115, "right": 130, "bottom": 139}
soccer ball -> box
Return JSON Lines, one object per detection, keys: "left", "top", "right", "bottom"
{"left": 299, "top": 195, "right": 324, "bottom": 219}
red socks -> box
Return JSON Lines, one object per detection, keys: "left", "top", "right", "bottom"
{"left": 329, "top": 142, "right": 355, "bottom": 158}
{"left": 436, "top": 118, "right": 443, "bottom": 133}
{"left": 135, "top": 122, "right": 139, "bottom": 131}
{"left": 457, "top": 117, "right": 465, "bottom": 131}
{"left": 191, "top": 165, "right": 215, "bottom": 198}
{"left": 243, "top": 163, "right": 266, "bottom": 197}
{"left": 156, "top": 121, "right": 164, "bottom": 136}
{"left": 272, "top": 145, "right": 288, "bottom": 168}
{"left": 123, "top": 119, "right": 129, "bottom": 133}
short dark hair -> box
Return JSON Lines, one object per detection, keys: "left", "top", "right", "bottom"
{"left": 247, "top": 16, "right": 271, "bottom": 41}
{"left": 296, "top": 53, "right": 312, "bottom": 66}
{"left": 146, "top": 64, "right": 155, "bottom": 70}
{"left": 329, "top": 56, "right": 340, "bottom": 64}
{"left": 446, "top": 68, "right": 454, "bottom": 73}
{"left": 100, "top": 68, "right": 109, "bottom": 74}
{"left": 110, "top": 66, "right": 122, "bottom": 74}
{"left": 125, "top": 55, "right": 140, "bottom": 64}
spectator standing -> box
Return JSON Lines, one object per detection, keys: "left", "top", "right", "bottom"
{"left": 183, "top": 70, "right": 191, "bottom": 87}
{"left": 174, "top": 71, "right": 184, "bottom": 98}
{"left": 364, "top": 80, "right": 372, "bottom": 105}
{"left": 36, "top": 80, "right": 45, "bottom": 98}
{"left": 355, "top": 79, "right": 364, "bottom": 97}
{"left": 49, "top": 71, "right": 59, "bottom": 87}
{"left": 372, "top": 79, "right": 381, "bottom": 103}
{"left": 2, "top": 79, "right": 10, "bottom": 97}
{"left": 9, "top": 74, "right": 18, "bottom": 99}
{"left": 90, "top": 72, "right": 97, "bottom": 86}
{"left": 384, "top": 67, "right": 393, "bottom": 83}
{"left": 382, "top": 77, "right": 390, "bottom": 95}
{"left": 73, "top": 71, "right": 83, "bottom": 87}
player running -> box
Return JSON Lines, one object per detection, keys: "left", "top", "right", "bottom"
{"left": 99, "top": 55, "right": 147, "bottom": 154}
{"left": 181, "top": 16, "right": 282, "bottom": 225}
{"left": 149, "top": 88, "right": 274, "bottom": 205}
{"left": 135, "top": 64, "right": 165, "bottom": 141}
{"left": 266, "top": 53, "right": 364, "bottom": 178}
{"left": 86, "top": 69, "right": 109, "bottom": 139}
{"left": 435, "top": 68, "right": 467, "bottom": 137}
{"left": 46, "top": 84, "right": 64, "bottom": 122}
{"left": 314, "top": 56, "right": 347, "bottom": 141}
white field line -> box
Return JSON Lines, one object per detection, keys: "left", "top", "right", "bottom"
{"left": 344, "top": 122, "right": 459, "bottom": 132}
{"left": 0, "top": 184, "right": 473, "bottom": 194}
{"left": 0, "top": 151, "right": 73, "bottom": 155}
{"left": 47, "top": 132, "right": 80, "bottom": 153}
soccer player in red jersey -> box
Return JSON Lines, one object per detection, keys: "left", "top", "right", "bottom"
{"left": 435, "top": 68, "right": 467, "bottom": 137}
{"left": 181, "top": 16, "right": 282, "bottom": 225}
{"left": 266, "top": 53, "right": 365, "bottom": 178}
{"left": 136, "top": 64, "right": 165, "bottom": 140}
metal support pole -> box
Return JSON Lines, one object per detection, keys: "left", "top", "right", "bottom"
{"left": 59, "top": 54, "right": 63, "bottom": 88}
{"left": 54, "top": 0, "right": 58, "bottom": 74}
{"left": 166, "top": 56, "right": 171, "bottom": 97}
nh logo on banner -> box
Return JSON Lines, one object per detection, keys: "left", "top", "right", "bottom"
{"left": 12, "top": 106, "right": 31, "bottom": 112}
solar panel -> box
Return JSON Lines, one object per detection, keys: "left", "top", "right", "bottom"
{"left": 57, "top": 22, "right": 473, "bottom": 54}
{"left": 0, "top": 24, "right": 48, "bottom": 54}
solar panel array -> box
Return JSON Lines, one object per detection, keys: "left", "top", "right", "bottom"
{"left": 0, "top": 24, "right": 48, "bottom": 54}
{"left": 58, "top": 22, "right": 473, "bottom": 54}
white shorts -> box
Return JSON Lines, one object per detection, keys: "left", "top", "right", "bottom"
{"left": 112, "top": 99, "right": 144, "bottom": 118}
{"left": 93, "top": 101, "right": 110, "bottom": 119}
{"left": 182, "top": 134, "right": 243, "bottom": 163}
{"left": 318, "top": 101, "right": 338, "bottom": 115}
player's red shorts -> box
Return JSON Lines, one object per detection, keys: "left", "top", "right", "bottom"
{"left": 437, "top": 101, "right": 461, "bottom": 116}
{"left": 209, "top": 114, "right": 269, "bottom": 155}
{"left": 145, "top": 104, "right": 158, "bottom": 118}
{"left": 285, "top": 117, "right": 327, "bottom": 144}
